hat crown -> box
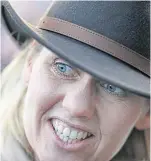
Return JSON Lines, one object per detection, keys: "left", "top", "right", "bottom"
{"left": 47, "top": 1, "right": 150, "bottom": 59}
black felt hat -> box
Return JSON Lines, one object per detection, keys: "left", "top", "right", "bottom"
{"left": 1, "top": 1, "right": 150, "bottom": 97}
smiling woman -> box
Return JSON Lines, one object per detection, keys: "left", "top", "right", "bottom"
{"left": 0, "top": 41, "right": 150, "bottom": 161}
{"left": 0, "top": 1, "right": 150, "bottom": 161}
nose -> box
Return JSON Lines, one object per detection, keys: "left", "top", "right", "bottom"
{"left": 62, "top": 75, "right": 96, "bottom": 119}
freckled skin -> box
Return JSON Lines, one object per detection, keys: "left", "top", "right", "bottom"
{"left": 23, "top": 49, "right": 148, "bottom": 161}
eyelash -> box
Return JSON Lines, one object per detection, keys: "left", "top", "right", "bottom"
{"left": 51, "top": 59, "right": 80, "bottom": 80}
{"left": 99, "top": 82, "right": 127, "bottom": 97}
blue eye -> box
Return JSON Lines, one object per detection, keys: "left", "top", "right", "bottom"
{"left": 100, "top": 83, "right": 126, "bottom": 96}
{"left": 56, "top": 63, "right": 73, "bottom": 74}
{"left": 53, "top": 61, "right": 79, "bottom": 79}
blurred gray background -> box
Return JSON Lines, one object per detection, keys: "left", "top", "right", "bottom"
{"left": 1, "top": 1, "right": 50, "bottom": 71}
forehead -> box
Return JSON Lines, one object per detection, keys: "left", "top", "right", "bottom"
{"left": 38, "top": 47, "right": 79, "bottom": 68}
{"left": 39, "top": 47, "right": 55, "bottom": 57}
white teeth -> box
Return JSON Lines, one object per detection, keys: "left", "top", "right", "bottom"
{"left": 83, "top": 132, "right": 87, "bottom": 139}
{"left": 77, "top": 131, "right": 84, "bottom": 140}
{"left": 63, "top": 128, "right": 70, "bottom": 137}
{"left": 52, "top": 119, "right": 92, "bottom": 143}
{"left": 69, "top": 130, "right": 78, "bottom": 140}
{"left": 59, "top": 134, "right": 64, "bottom": 140}
{"left": 58, "top": 125, "right": 64, "bottom": 134}
{"left": 63, "top": 137, "right": 69, "bottom": 142}
{"left": 55, "top": 120, "right": 59, "bottom": 127}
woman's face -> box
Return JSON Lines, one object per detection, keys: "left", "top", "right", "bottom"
{"left": 23, "top": 48, "right": 148, "bottom": 161}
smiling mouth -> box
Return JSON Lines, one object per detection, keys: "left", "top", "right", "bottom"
{"left": 51, "top": 118, "right": 93, "bottom": 144}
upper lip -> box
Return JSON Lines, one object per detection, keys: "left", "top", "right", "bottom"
{"left": 50, "top": 116, "right": 95, "bottom": 136}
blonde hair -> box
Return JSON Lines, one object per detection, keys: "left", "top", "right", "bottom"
{"left": 0, "top": 40, "right": 42, "bottom": 159}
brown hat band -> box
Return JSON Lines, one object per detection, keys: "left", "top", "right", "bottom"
{"left": 38, "top": 16, "right": 150, "bottom": 76}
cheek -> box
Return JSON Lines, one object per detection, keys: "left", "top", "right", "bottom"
{"left": 94, "top": 96, "right": 142, "bottom": 161}
{"left": 25, "top": 60, "right": 64, "bottom": 110}
{"left": 23, "top": 65, "right": 65, "bottom": 144}
{"left": 97, "top": 96, "right": 141, "bottom": 135}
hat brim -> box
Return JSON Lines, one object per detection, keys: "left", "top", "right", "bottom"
{"left": 2, "top": 1, "right": 150, "bottom": 97}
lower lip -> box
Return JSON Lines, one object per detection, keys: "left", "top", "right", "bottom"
{"left": 47, "top": 121, "right": 95, "bottom": 152}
